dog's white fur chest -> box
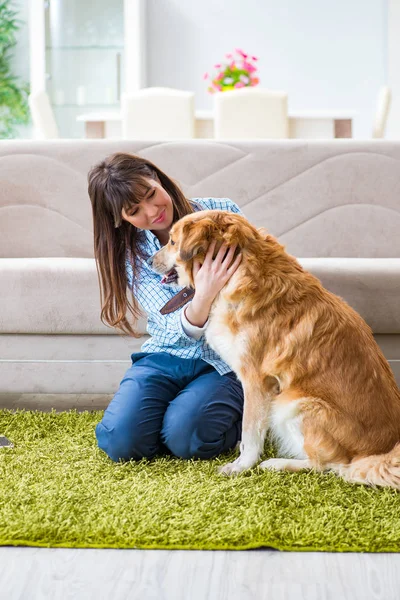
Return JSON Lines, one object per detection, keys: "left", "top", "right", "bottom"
{"left": 269, "top": 399, "right": 307, "bottom": 459}
{"left": 205, "top": 299, "right": 247, "bottom": 374}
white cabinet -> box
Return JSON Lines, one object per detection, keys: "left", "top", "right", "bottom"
{"left": 29, "top": 0, "right": 146, "bottom": 138}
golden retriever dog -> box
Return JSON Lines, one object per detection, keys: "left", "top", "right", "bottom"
{"left": 152, "top": 210, "right": 400, "bottom": 489}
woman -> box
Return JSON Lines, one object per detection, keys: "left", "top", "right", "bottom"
{"left": 88, "top": 151, "right": 243, "bottom": 462}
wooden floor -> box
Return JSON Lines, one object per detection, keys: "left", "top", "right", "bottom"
{"left": 1, "top": 394, "right": 400, "bottom": 600}
{"left": 1, "top": 547, "right": 400, "bottom": 600}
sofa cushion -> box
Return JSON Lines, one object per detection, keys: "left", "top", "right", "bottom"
{"left": 2, "top": 140, "right": 400, "bottom": 260}
{"left": 0, "top": 257, "right": 399, "bottom": 335}
{"left": 0, "top": 257, "right": 147, "bottom": 335}
{"left": 299, "top": 258, "right": 400, "bottom": 334}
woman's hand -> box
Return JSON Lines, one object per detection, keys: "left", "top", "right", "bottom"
{"left": 184, "top": 241, "right": 242, "bottom": 328}
{"left": 193, "top": 240, "right": 242, "bottom": 304}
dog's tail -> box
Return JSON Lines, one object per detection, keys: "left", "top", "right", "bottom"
{"left": 337, "top": 443, "right": 400, "bottom": 490}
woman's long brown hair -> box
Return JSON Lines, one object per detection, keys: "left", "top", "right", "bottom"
{"left": 87, "top": 152, "right": 194, "bottom": 336}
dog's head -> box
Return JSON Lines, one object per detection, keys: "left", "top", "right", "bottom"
{"left": 152, "top": 209, "right": 255, "bottom": 288}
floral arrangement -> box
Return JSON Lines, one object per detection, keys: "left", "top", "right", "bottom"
{"left": 203, "top": 48, "right": 259, "bottom": 94}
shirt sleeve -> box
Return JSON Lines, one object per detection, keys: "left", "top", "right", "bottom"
{"left": 180, "top": 304, "right": 209, "bottom": 340}
{"left": 198, "top": 197, "right": 244, "bottom": 216}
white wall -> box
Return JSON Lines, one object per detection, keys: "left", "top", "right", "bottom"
{"left": 7, "top": 0, "right": 394, "bottom": 139}
{"left": 388, "top": 0, "right": 400, "bottom": 138}
{"left": 147, "top": 0, "right": 388, "bottom": 139}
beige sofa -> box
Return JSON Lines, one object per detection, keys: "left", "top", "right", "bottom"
{"left": 0, "top": 139, "right": 399, "bottom": 394}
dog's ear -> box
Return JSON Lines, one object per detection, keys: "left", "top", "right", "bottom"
{"left": 219, "top": 214, "right": 252, "bottom": 248}
{"left": 179, "top": 218, "right": 217, "bottom": 261}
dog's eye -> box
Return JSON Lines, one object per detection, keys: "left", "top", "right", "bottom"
{"left": 170, "top": 239, "right": 175, "bottom": 246}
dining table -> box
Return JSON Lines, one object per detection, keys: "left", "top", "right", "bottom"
{"left": 76, "top": 108, "right": 356, "bottom": 139}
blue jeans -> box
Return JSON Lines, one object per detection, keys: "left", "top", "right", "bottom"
{"left": 96, "top": 352, "right": 244, "bottom": 462}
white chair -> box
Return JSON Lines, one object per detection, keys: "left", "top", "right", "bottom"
{"left": 121, "top": 87, "right": 195, "bottom": 140}
{"left": 214, "top": 87, "right": 289, "bottom": 139}
{"left": 372, "top": 86, "right": 391, "bottom": 138}
{"left": 28, "top": 90, "right": 60, "bottom": 139}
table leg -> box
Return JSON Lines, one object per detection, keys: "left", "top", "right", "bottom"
{"left": 194, "top": 118, "right": 214, "bottom": 138}
{"left": 85, "top": 121, "right": 106, "bottom": 139}
{"left": 334, "top": 119, "right": 352, "bottom": 138}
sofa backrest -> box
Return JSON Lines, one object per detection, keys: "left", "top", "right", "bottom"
{"left": 1, "top": 139, "right": 400, "bottom": 258}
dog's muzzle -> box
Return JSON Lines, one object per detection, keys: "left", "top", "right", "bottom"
{"left": 160, "top": 268, "right": 179, "bottom": 285}
{"left": 151, "top": 247, "right": 180, "bottom": 285}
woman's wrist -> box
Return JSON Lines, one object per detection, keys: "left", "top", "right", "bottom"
{"left": 185, "top": 293, "right": 213, "bottom": 328}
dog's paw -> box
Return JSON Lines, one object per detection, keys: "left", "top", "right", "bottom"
{"left": 217, "top": 457, "right": 254, "bottom": 476}
{"left": 259, "top": 458, "right": 311, "bottom": 472}
{"left": 218, "top": 461, "right": 243, "bottom": 476}
{"left": 259, "top": 458, "right": 291, "bottom": 471}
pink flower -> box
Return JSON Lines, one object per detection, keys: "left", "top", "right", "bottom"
{"left": 239, "top": 74, "right": 249, "bottom": 84}
{"left": 203, "top": 72, "right": 209, "bottom": 80}
{"left": 225, "top": 53, "right": 233, "bottom": 59}
{"left": 235, "top": 48, "right": 247, "bottom": 59}
{"left": 217, "top": 72, "right": 225, "bottom": 81}
{"left": 251, "top": 56, "right": 258, "bottom": 61}
{"left": 234, "top": 82, "right": 245, "bottom": 88}
{"left": 212, "top": 81, "right": 223, "bottom": 91}
{"left": 243, "top": 61, "right": 257, "bottom": 74}
{"left": 214, "top": 63, "right": 222, "bottom": 69}
{"left": 230, "top": 61, "right": 237, "bottom": 69}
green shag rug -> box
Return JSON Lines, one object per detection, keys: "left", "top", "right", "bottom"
{"left": 1, "top": 409, "right": 400, "bottom": 552}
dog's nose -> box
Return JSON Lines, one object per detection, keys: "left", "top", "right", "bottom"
{"left": 147, "top": 256, "right": 154, "bottom": 267}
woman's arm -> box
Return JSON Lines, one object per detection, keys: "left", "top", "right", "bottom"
{"left": 184, "top": 296, "right": 212, "bottom": 329}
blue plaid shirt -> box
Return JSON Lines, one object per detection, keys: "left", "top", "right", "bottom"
{"left": 126, "top": 198, "right": 243, "bottom": 375}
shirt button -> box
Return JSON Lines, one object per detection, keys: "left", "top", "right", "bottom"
{"left": 183, "top": 292, "right": 187, "bottom": 298}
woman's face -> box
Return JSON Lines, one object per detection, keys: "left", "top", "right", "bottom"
{"left": 121, "top": 178, "right": 174, "bottom": 236}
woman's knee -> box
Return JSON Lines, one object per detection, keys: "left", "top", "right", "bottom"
{"left": 161, "top": 416, "right": 241, "bottom": 460}
{"left": 95, "top": 420, "right": 157, "bottom": 463}
{"left": 95, "top": 364, "right": 172, "bottom": 462}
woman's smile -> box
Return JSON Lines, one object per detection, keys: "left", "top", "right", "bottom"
{"left": 152, "top": 209, "right": 166, "bottom": 224}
